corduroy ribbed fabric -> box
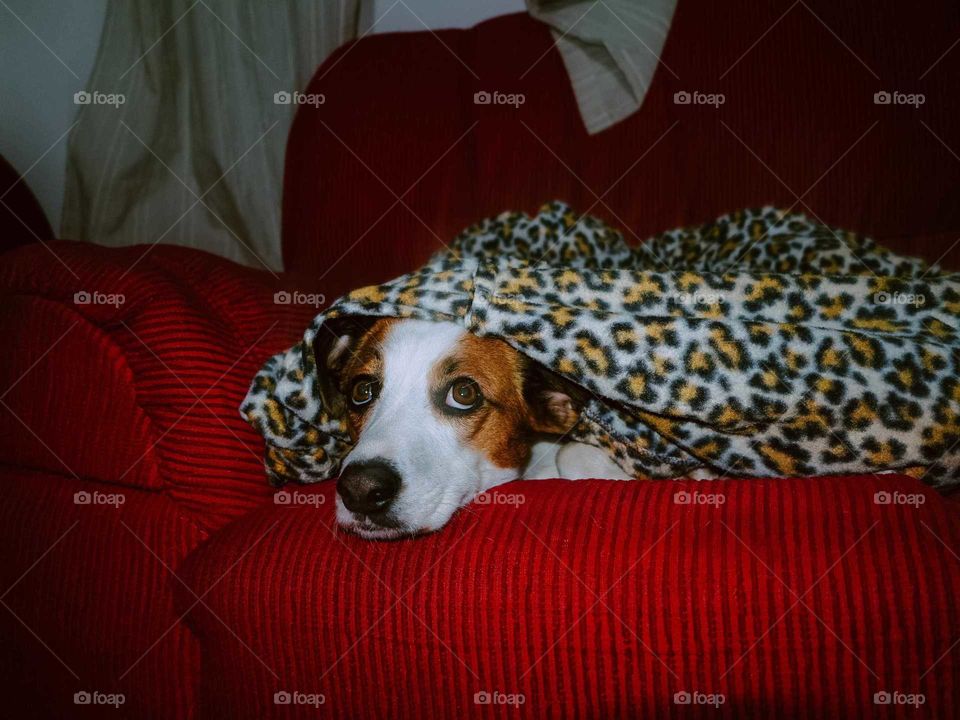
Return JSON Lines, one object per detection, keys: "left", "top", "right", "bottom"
{"left": 0, "top": 241, "right": 322, "bottom": 532}
{"left": 283, "top": 4, "right": 960, "bottom": 289}
{"left": 180, "top": 474, "right": 958, "bottom": 719}
{"left": 0, "top": 241, "right": 327, "bottom": 717}
{"left": 0, "top": 469, "right": 206, "bottom": 718}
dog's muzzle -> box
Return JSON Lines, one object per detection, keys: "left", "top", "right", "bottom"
{"left": 338, "top": 460, "right": 401, "bottom": 521}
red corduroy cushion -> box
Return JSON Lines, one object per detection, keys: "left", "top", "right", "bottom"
{"left": 0, "top": 241, "right": 333, "bottom": 717}
{"left": 0, "top": 469, "right": 206, "bottom": 719}
{"left": 283, "top": 4, "right": 960, "bottom": 287}
{"left": 0, "top": 241, "right": 318, "bottom": 533}
{"left": 179, "top": 474, "right": 959, "bottom": 718}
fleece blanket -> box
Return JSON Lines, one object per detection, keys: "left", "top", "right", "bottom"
{"left": 242, "top": 202, "right": 960, "bottom": 488}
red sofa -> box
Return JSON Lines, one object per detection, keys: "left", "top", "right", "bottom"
{"left": 2, "top": 4, "right": 959, "bottom": 718}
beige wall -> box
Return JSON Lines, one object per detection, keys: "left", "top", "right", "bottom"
{"left": 0, "top": 0, "right": 107, "bottom": 234}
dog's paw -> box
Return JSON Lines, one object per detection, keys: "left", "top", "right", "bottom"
{"left": 522, "top": 441, "right": 562, "bottom": 479}
{"left": 556, "top": 442, "right": 632, "bottom": 480}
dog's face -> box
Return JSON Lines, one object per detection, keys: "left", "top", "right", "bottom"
{"left": 314, "top": 318, "right": 581, "bottom": 539}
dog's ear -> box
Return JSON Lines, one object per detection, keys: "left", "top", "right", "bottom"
{"left": 521, "top": 357, "right": 588, "bottom": 435}
{"left": 312, "top": 315, "right": 377, "bottom": 416}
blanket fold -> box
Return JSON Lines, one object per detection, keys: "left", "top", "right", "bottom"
{"left": 242, "top": 202, "right": 960, "bottom": 487}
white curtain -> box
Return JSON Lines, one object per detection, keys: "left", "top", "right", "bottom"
{"left": 526, "top": 0, "right": 678, "bottom": 134}
{"left": 61, "top": 1, "right": 674, "bottom": 270}
{"left": 61, "top": 0, "right": 361, "bottom": 272}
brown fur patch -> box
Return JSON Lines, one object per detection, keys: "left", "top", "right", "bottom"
{"left": 340, "top": 318, "right": 396, "bottom": 441}
{"left": 427, "top": 333, "right": 535, "bottom": 469}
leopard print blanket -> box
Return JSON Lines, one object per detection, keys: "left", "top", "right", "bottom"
{"left": 242, "top": 202, "right": 960, "bottom": 488}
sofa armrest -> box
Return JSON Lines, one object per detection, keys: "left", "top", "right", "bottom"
{"left": 0, "top": 241, "right": 317, "bottom": 532}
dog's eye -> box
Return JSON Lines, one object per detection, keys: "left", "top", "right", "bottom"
{"left": 349, "top": 376, "right": 379, "bottom": 407}
{"left": 445, "top": 378, "right": 481, "bottom": 411}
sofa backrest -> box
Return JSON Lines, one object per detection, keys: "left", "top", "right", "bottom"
{"left": 282, "top": 3, "right": 960, "bottom": 288}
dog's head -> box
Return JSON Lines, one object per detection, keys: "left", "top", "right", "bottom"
{"left": 313, "top": 317, "right": 583, "bottom": 539}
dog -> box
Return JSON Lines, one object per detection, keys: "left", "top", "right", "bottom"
{"left": 314, "top": 317, "right": 630, "bottom": 539}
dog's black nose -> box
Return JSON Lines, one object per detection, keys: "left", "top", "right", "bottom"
{"left": 338, "top": 460, "right": 401, "bottom": 515}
